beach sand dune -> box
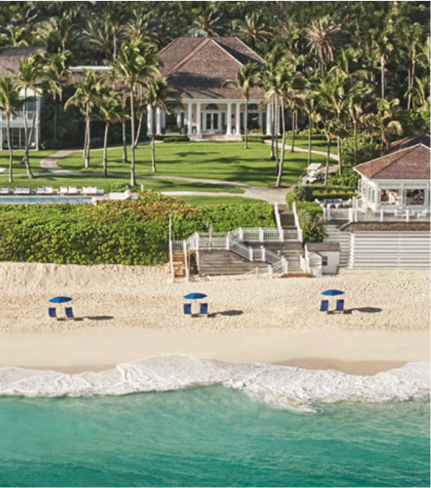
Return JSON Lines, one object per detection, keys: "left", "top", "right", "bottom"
{"left": 0, "top": 263, "right": 429, "bottom": 374}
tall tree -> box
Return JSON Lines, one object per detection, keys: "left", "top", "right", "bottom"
{"left": 146, "top": 78, "right": 182, "bottom": 172}
{"left": 370, "top": 98, "right": 403, "bottom": 154}
{"left": 96, "top": 89, "right": 123, "bottom": 177}
{"left": 17, "top": 57, "right": 42, "bottom": 178}
{"left": 0, "top": 77, "right": 21, "bottom": 183}
{"left": 112, "top": 40, "right": 160, "bottom": 186}
{"left": 234, "top": 12, "right": 272, "bottom": 50}
{"left": 224, "top": 62, "right": 260, "bottom": 149}
{"left": 65, "top": 69, "right": 102, "bottom": 168}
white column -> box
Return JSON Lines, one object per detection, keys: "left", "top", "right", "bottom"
{"left": 226, "top": 102, "right": 232, "bottom": 135}
{"left": 187, "top": 102, "right": 193, "bottom": 135}
{"left": 258, "top": 110, "right": 263, "bottom": 129}
{"left": 156, "top": 107, "right": 162, "bottom": 135}
{"left": 147, "top": 105, "right": 153, "bottom": 137}
{"left": 235, "top": 102, "right": 241, "bottom": 135}
{"left": 176, "top": 112, "right": 182, "bottom": 129}
{"left": 196, "top": 102, "right": 201, "bottom": 135}
{"left": 266, "top": 103, "right": 272, "bottom": 135}
{"left": 161, "top": 110, "right": 166, "bottom": 130}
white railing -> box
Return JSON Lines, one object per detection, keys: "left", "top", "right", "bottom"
{"left": 270, "top": 256, "right": 288, "bottom": 277}
{"left": 300, "top": 255, "right": 307, "bottom": 273}
{"left": 324, "top": 207, "right": 430, "bottom": 223}
{"left": 274, "top": 203, "right": 284, "bottom": 241}
{"left": 292, "top": 201, "right": 304, "bottom": 242}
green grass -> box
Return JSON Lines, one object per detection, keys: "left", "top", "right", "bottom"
{"left": 173, "top": 196, "right": 264, "bottom": 206}
{"left": 0, "top": 150, "right": 56, "bottom": 170}
{"left": 57, "top": 141, "right": 328, "bottom": 188}
{"left": 0, "top": 173, "right": 244, "bottom": 193}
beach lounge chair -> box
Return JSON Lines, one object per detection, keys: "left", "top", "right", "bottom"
{"left": 82, "top": 186, "right": 90, "bottom": 194}
{"left": 183, "top": 303, "right": 192, "bottom": 316}
{"left": 320, "top": 300, "right": 329, "bottom": 312}
{"left": 36, "top": 186, "right": 45, "bottom": 195}
{"left": 45, "top": 186, "right": 54, "bottom": 194}
{"left": 22, "top": 187, "right": 31, "bottom": 195}
{"left": 14, "top": 187, "right": 23, "bottom": 194}
{"left": 199, "top": 303, "right": 208, "bottom": 316}
{"left": 59, "top": 186, "right": 68, "bottom": 194}
{"left": 48, "top": 307, "right": 57, "bottom": 319}
{"left": 0, "top": 187, "right": 10, "bottom": 194}
{"left": 68, "top": 186, "right": 78, "bottom": 195}
{"left": 65, "top": 307, "right": 75, "bottom": 320}
{"left": 333, "top": 299, "right": 345, "bottom": 314}
{"left": 89, "top": 186, "right": 98, "bottom": 195}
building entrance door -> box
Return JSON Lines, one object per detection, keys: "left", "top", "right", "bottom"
{"left": 205, "top": 112, "right": 220, "bottom": 131}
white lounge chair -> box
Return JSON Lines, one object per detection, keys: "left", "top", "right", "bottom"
{"left": 22, "top": 187, "right": 31, "bottom": 195}
{"left": 59, "top": 186, "right": 68, "bottom": 194}
{"left": 89, "top": 186, "right": 98, "bottom": 195}
{"left": 0, "top": 187, "right": 10, "bottom": 194}
{"left": 82, "top": 186, "right": 90, "bottom": 194}
{"left": 36, "top": 187, "right": 45, "bottom": 195}
{"left": 45, "top": 186, "right": 54, "bottom": 194}
{"left": 14, "top": 187, "right": 23, "bottom": 194}
{"left": 68, "top": 186, "right": 78, "bottom": 195}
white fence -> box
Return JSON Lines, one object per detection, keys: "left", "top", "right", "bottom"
{"left": 323, "top": 207, "right": 430, "bottom": 223}
{"left": 292, "top": 201, "right": 304, "bottom": 242}
{"left": 171, "top": 226, "right": 292, "bottom": 280}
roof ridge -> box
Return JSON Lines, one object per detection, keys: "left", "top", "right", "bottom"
{"left": 165, "top": 37, "right": 211, "bottom": 77}
{"left": 371, "top": 145, "right": 418, "bottom": 179}
{"left": 233, "top": 36, "right": 265, "bottom": 63}
{"left": 211, "top": 38, "right": 244, "bottom": 67}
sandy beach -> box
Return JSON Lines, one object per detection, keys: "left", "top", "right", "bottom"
{"left": 0, "top": 263, "right": 429, "bottom": 375}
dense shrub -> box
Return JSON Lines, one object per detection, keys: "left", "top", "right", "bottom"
{"left": 293, "top": 185, "right": 314, "bottom": 202}
{"left": 163, "top": 136, "right": 189, "bottom": 143}
{"left": 297, "top": 209, "right": 326, "bottom": 243}
{"left": 327, "top": 165, "right": 361, "bottom": 189}
{"left": 341, "top": 135, "right": 380, "bottom": 166}
{"left": 0, "top": 190, "right": 274, "bottom": 265}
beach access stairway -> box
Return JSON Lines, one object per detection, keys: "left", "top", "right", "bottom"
{"left": 170, "top": 203, "right": 307, "bottom": 280}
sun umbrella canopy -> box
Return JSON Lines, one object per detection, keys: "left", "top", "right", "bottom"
{"left": 321, "top": 290, "right": 344, "bottom": 296}
{"left": 183, "top": 293, "right": 207, "bottom": 300}
{"left": 49, "top": 296, "right": 73, "bottom": 304}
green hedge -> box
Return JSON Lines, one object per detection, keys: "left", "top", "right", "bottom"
{"left": 0, "top": 190, "right": 274, "bottom": 265}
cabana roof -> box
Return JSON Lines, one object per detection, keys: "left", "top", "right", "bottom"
{"left": 354, "top": 144, "right": 430, "bottom": 180}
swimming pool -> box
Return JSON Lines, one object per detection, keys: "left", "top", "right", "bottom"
{"left": 0, "top": 196, "right": 94, "bottom": 204}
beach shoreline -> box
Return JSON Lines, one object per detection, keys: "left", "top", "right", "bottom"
{"left": 0, "top": 327, "right": 428, "bottom": 376}
{"left": 0, "top": 262, "right": 429, "bottom": 377}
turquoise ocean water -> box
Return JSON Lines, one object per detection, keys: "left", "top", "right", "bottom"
{"left": 0, "top": 386, "right": 429, "bottom": 487}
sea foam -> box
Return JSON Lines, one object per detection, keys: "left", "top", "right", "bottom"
{"left": 0, "top": 356, "right": 429, "bottom": 407}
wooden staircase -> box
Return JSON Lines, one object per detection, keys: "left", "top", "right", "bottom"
{"left": 172, "top": 250, "right": 194, "bottom": 278}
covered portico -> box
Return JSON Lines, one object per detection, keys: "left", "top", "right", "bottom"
{"left": 147, "top": 99, "right": 273, "bottom": 137}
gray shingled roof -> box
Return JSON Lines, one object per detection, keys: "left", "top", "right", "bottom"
{"left": 306, "top": 242, "right": 341, "bottom": 252}
{"left": 354, "top": 144, "right": 430, "bottom": 180}
{"left": 339, "top": 222, "right": 430, "bottom": 232}
{"left": 389, "top": 133, "right": 430, "bottom": 152}
{"left": 159, "top": 37, "right": 265, "bottom": 100}
{"left": 0, "top": 47, "right": 45, "bottom": 78}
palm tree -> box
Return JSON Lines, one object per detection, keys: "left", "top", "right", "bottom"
{"left": 33, "top": 14, "right": 78, "bottom": 53}
{"left": 112, "top": 40, "right": 160, "bottom": 186}
{"left": 0, "top": 25, "right": 29, "bottom": 47}
{"left": 370, "top": 98, "right": 403, "bottom": 154}
{"left": 146, "top": 78, "right": 182, "bottom": 172}
{"left": 103, "top": 1, "right": 127, "bottom": 58}
{"left": 83, "top": 21, "right": 114, "bottom": 61}
{"left": 0, "top": 77, "right": 21, "bottom": 183}
{"left": 65, "top": 69, "right": 102, "bottom": 168}
{"left": 410, "top": 75, "right": 430, "bottom": 122}
{"left": 235, "top": 12, "right": 272, "bottom": 50}
{"left": 303, "top": 87, "right": 322, "bottom": 166}
{"left": 370, "top": 25, "right": 394, "bottom": 100}
{"left": 224, "top": 62, "right": 260, "bottom": 149}
{"left": 305, "top": 16, "right": 344, "bottom": 75}
{"left": 37, "top": 49, "right": 71, "bottom": 141}
{"left": 96, "top": 89, "right": 123, "bottom": 177}
{"left": 17, "top": 57, "right": 42, "bottom": 179}
{"left": 321, "top": 118, "right": 337, "bottom": 186}
{"left": 262, "top": 45, "right": 285, "bottom": 161}
{"left": 192, "top": 8, "right": 224, "bottom": 37}
{"left": 274, "top": 60, "right": 306, "bottom": 187}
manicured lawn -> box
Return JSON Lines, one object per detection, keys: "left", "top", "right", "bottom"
{"left": 0, "top": 173, "right": 244, "bottom": 193}
{"left": 57, "top": 141, "right": 328, "bottom": 187}
{"left": 0, "top": 150, "right": 56, "bottom": 171}
{"left": 174, "top": 195, "right": 264, "bottom": 206}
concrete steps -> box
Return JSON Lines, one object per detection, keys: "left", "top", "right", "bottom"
{"left": 197, "top": 250, "right": 268, "bottom": 276}
{"left": 277, "top": 204, "right": 296, "bottom": 229}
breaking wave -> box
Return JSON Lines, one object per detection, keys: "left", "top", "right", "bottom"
{"left": 0, "top": 356, "right": 428, "bottom": 409}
